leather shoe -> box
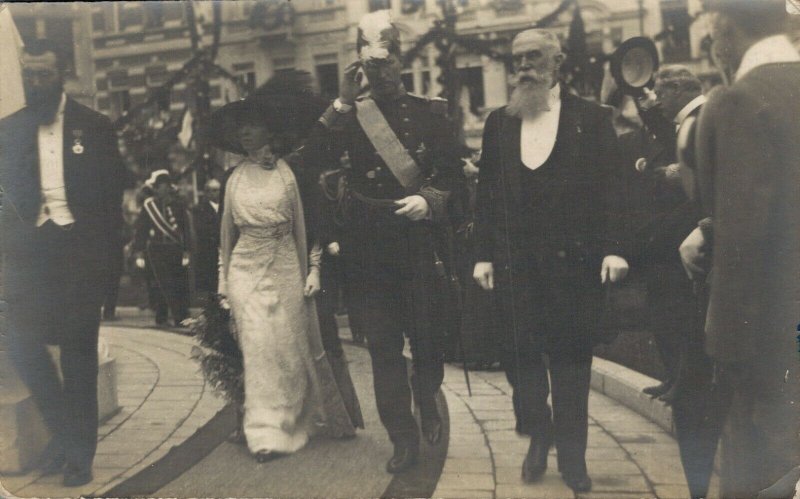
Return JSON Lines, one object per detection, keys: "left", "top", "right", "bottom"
{"left": 63, "top": 466, "right": 93, "bottom": 487}
{"left": 521, "top": 436, "right": 550, "bottom": 483}
{"left": 563, "top": 473, "right": 592, "bottom": 492}
{"left": 643, "top": 380, "right": 673, "bottom": 398}
{"left": 658, "top": 384, "right": 677, "bottom": 405}
{"left": 386, "top": 440, "right": 419, "bottom": 474}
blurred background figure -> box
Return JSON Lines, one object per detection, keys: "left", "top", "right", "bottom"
{"left": 191, "top": 178, "right": 221, "bottom": 304}
{"left": 633, "top": 66, "right": 705, "bottom": 404}
{"left": 683, "top": 0, "right": 800, "bottom": 496}
{"left": 132, "top": 170, "right": 191, "bottom": 327}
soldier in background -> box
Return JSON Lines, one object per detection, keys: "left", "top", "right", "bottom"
{"left": 302, "top": 10, "right": 463, "bottom": 474}
{"left": 133, "top": 170, "right": 191, "bottom": 327}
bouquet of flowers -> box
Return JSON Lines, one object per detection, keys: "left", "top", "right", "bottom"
{"left": 188, "top": 294, "right": 244, "bottom": 406}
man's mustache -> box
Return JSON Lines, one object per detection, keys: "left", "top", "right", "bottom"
{"left": 514, "top": 71, "right": 550, "bottom": 85}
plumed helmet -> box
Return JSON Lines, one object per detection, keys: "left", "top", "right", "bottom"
{"left": 356, "top": 10, "right": 401, "bottom": 61}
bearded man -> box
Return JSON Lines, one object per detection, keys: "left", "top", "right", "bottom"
{"left": 0, "top": 39, "right": 124, "bottom": 486}
{"left": 473, "top": 29, "right": 629, "bottom": 493}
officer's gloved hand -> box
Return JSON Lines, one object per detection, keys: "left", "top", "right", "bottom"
{"left": 473, "top": 262, "right": 494, "bottom": 291}
{"left": 394, "top": 195, "right": 431, "bottom": 221}
{"left": 326, "top": 242, "right": 340, "bottom": 256}
{"left": 637, "top": 87, "right": 659, "bottom": 111}
{"left": 340, "top": 61, "right": 363, "bottom": 106}
{"left": 135, "top": 253, "right": 146, "bottom": 270}
{"left": 182, "top": 252, "right": 190, "bottom": 267}
{"left": 679, "top": 226, "right": 708, "bottom": 279}
{"left": 304, "top": 269, "right": 321, "bottom": 298}
{"left": 601, "top": 255, "right": 629, "bottom": 284}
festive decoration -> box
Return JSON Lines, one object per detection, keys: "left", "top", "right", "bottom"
{"left": 188, "top": 295, "right": 244, "bottom": 406}
{"left": 250, "top": 0, "right": 295, "bottom": 32}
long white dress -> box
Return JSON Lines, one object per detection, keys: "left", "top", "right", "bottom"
{"left": 219, "top": 156, "right": 358, "bottom": 454}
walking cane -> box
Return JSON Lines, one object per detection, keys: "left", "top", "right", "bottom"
{"left": 438, "top": 225, "right": 472, "bottom": 396}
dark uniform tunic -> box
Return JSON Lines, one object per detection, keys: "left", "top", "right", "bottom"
{"left": 304, "top": 91, "right": 463, "bottom": 445}
{"left": 132, "top": 195, "right": 191, "bottom": 325}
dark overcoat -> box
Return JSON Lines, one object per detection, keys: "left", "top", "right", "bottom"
{"left": 1, "top": 99, "right": 124, "bottom": 343}
{"left": 191, "top": 199, "right": 220, "bottom": 294}
{"left": 474, "top": 90, "right": 627, "bottom": 354}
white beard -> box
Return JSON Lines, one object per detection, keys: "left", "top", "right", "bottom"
{"left": 505, "top": 73, "right": 554, "bottom": 119}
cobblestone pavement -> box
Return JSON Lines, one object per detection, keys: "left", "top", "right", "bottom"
{"left": 1, "top": 311, "right": 713, "bottom": 498}
{"left": 1, "top": 325, "right": 223, "bottom": 498}
{"left": 434, "top": 366, "right": 714, "bottom": 499}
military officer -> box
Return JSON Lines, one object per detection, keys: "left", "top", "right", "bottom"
{"left": 302, "top": 9, "right": 463, "bottom": 474}
{"left": 132, "top": 170, "right": 191, "bottom": 327}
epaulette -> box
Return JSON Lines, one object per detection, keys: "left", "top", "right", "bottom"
{"left": 407, "top": 93, "right": 449, "bottom": 115}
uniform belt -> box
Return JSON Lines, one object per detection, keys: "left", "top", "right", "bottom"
{"left": 349, "top": 189, "right": 399, "bottom": 208}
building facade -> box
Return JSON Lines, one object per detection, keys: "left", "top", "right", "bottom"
{"left": 10, "top": 0, "right": 710, "bottom": 139}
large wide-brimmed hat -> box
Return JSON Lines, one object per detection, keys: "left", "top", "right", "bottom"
{"left": 206, "top": 70, "right": 327, "bottom": 155}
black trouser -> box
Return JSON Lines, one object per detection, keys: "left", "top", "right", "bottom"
{"left": 347, "top": 279, "right": 444, "bottom": 444}
{"left": 669, "top": 283, "right": 719, "bottom": 499}
{"left": 714, "top": 358, "right": 800, "bottom": 498}
{"left": 4, "top": 221, "right": 105, "bottom": 470}
{"left": 504, "top": 348, "right": 592, "bottom": 477}
{"left": 102, "top": 240, "right": 125, "bottom": 318}
{"left": 146, "top": 242, "right": 189, "bottom": 324}
{"left": 8, "top": 327, "right": 99, "bottom": 469}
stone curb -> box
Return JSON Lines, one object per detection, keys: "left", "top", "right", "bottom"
{"left": 590, "top": 357, "right": 674, "bottom": 435}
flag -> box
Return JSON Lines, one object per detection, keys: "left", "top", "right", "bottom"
{"left": 178, "top": 108, "right": 194, "bottom": 149}
{"left": 0, "top": 5, "right": 26, "bottom": 119}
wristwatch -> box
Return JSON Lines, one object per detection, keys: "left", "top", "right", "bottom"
{"left": 333, "top": 98, "right": 353, "bottom": 114}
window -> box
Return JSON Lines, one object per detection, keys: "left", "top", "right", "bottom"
{"left": 163, "top": 2, "right": 185, "bottom": 25}
{"left": 369, "top": 0, "right": 391, "bottom": 12}
{"left": 108, "top": 69, "right": 130, "bottom": 89}
{"left": 44, "top": 18, "right": 75, "bottom": 76}
{"left": 401, "top": 70, "right": 431, "bottom": 95}
{"left": 144, "top": 3, "right": 164, "bottom": 29}
{"left": 119, "top": 5, "right": 144, "bottom": 31}
{"left": 92, "top": 11, "right": 106, "bottom": 32}
{"left": 234, "top": 62, "right": 257, "bottom": 93}
{"left": 401, "top": 0, "right": 425, "bottom": 14}
{"left": 661, "top": 5, "right": 691, "bottom": 62}
{"left": 316, "top": 63, "right": 340, "bottom": 101}
{"left": 145, "top": 65, "right": 169, "bottom": 87}
{"left": 458, "top": 66, "right": 484, "bottom": 110}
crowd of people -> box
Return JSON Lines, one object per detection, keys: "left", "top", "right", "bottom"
{"left": 2, "top": 0, "right": 798, "bottom": 496}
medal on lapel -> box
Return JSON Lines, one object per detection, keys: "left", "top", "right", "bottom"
{"left": 72, "top": 129, "right": 84, "bottom": 155}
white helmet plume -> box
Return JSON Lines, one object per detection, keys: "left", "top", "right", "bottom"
{"left": 357, "top": 10, "right": 398, "bottom": 61}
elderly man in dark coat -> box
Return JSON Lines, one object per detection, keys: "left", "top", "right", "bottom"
{"left": 472, "top": 29, "right": 629, "bottom": 493}
{"left": 681, "top": 0, "right": 800, "bottom": 496}
{"left": 1, "top": 39, "right": 124, "bottom": 487}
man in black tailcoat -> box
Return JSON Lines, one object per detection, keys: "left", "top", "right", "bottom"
{"left": 472, "top": 29, "right": 629, "bottom": 493}
{"left": 0, "top": 40, "right": 124, "bottom": 487}
{"left": 302, "top": 9, "right": 463, "bottom": 474}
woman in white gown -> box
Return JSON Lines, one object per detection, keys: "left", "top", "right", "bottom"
{"left": 217, "top": 92, "right": 361, "bottom": 462}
